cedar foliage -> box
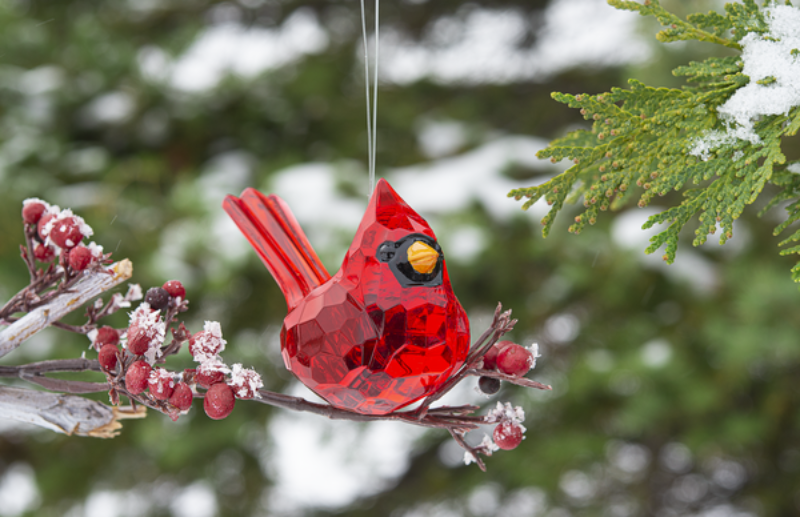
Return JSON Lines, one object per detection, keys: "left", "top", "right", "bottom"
{"left": 509, "top": 0, "right": 800, "bottom": 279}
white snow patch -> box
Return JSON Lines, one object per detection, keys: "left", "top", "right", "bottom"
{"left": 21, "top": 197, "right": 49, "bottom": 209}
{"left": 87, "top": 241, "right": 104, "bottom": 258}
{"left": 166, "top": 0, "right": 646, "bottom": 92}
{"left": 640, "top": 338, "right": 672, "bottom": 368}
{"left": 265, "top": 384, "right": 425, "bottom": 511}
{"left": 197, "top": 357, "right": 231, "bottom": 377}
{"left": 126, "top": 283, "right": 143, "bottom": 301}
{"left": 0, "top": 463, "right": 40, "bottom": 517}
{"left": 485, "top": 401, "right": 526, "bottom": 427}
{"left": 382, "top": 0, "right": 650, "bottom": 85}
{"left": 148, "top": 367, "right": 175, "bottom": 390}
{"left": 265, "top": 135, "right": 553, "bottom": 266}
{"left": 82, "top": 91, "right": 136, "bottom": 126}
{"left": 190, "top": 321, "right": 227, "bottom": 362}
{"left": 392, "top": 136, "right": 551, "bottom": 221}
{"left": 694, "top": 4, "right": 800, "bottom": 154}
{"left": 528, "top": 342, "right": 542, "bottom": 369}
{"left": 228, "top": 363, "right": 263, "bottom": 399}
{"left": 690, "top": 129, "right": 736, "bottom": 161}
{"left": 170, "top": 9, "right": 328, "bottom": 92}
{"left": 169, "top": 482, "right": 218, "bottom": 517}
{"left": 444, "top": 225, "right": 486, "bottom": 263}
{"left": 126, "top": 303, "right": 166, "bottom": 363}
{"left": 610, "top": 209, "right": 719, "bottom": 294}
{"left": 464, "top": 435, "right": 499, "bottom": 465}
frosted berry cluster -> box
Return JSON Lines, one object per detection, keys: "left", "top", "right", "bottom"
{"left": 460, "top": 339, "right": 543, "bottom": 463}
{"left": 477, "top": 340, "right": 540, "bottom": 395}
{"left": 22, "top": 198, "right": 107, "bottom": 273}
{"left": 184, "top": 320, "right": 264, "bottom": 419}
{"left": 464, "top": 402, "right": 527, "bottom": 465}
{"left": 18, "top": 200, "right": 266, "bottom": 422}
{"left": 95, "top": 282, "right": 263, "bottom": 422}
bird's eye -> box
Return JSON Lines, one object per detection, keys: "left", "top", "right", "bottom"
{"left": 377, "top": 234, "right": 443, "bottom": 287}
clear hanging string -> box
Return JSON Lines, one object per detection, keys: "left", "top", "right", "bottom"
{"left": 360, "top": 0, "right": 380, "bottom": 194}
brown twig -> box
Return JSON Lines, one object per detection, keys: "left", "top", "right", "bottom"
{"left": 249, "top": 391, "right": 483, "bottom": 432}
{"left": 449, "top": 428, "right": 487, "bottom": 472}
{"left": 22, "top": 375, "right": 109, "bottom": 394}
{"left": 466, "top": 368, "right": 552, "bottom": 391}
{"left": 22, "top": 225, "right": 39, "bottom": 282}
{"left": 414, "top": 303, "right": 516, "bottom": 418}
{"left": 0, "top": 358, "right": 102, "bottom": 377}
{"left": 0, "top": 358, "right": 107, "bottom": 394}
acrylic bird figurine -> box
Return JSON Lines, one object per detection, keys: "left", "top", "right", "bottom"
{"left": 223, "top": 179, "right": 470, "bottom": 415}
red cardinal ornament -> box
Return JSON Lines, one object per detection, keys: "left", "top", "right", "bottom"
{"left": 223, "top": 179, "right": 470, "bottom": 415}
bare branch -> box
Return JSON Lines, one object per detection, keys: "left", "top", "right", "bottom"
{"left": 0, "top": 358, "right": 102, "bottom": 377}
{"left": 249, "top": 389, "right": 483, "bottom": 432}
{"left": 21, "top": 375, "right": 109, "bottom": 394}
{"left": 449, "top": 428, "right": 487, "bottom": 472}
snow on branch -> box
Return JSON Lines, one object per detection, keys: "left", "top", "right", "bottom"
{"left": 0, "top": 259, "right": 133, "bottom": 359}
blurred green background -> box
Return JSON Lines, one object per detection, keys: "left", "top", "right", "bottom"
{"left": 1, "top": 0, "right": 799, "bottom": 516}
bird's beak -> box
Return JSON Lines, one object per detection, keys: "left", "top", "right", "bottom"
{"left": 407, "top": 241, "right": 439, "bottom": 274}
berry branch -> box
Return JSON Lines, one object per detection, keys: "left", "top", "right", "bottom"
{"left": 1, "top": 199, "right": 552, "bottom": 470}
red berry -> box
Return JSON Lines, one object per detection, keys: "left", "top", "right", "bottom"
{"left": 37, "top": 213, "right": 56, "bottom": 241}
{"left": 496, "top": 343, "right": 533, "bottom": 376}
{"left": 148, "top": 368, "right": 175, "bottom": 400}
{"left": 169, "top": 382, "right": 194, "bottom": 411}
{"left": 125, "top": 360, "right": 152, "bottom": 395}
{"left": 33, "top": 243, "right": 55, "bottom": 262}
{"left": 493, "top": 421, "right": 524, "bottom": 450}
{"left": 95, "top": 326, "right": 120, "bottom": 347}
{"left": 50, "top": 217, "right": 84, "bottom": 249}
{"left": 204, "top": 383, "right": 235, "bottom": 420}
{"left": 22, "top": 202, "right": 47, "bottom": 225}
{"left": 162, "top": 280, "right": 186, "bottom": 300}
{"left": 126, "top": 324, "right": 151, "bottom": 355}
{"left": 196, "top": 369, "right": 225, "bottom": 389}
{"left": 98, "top": 343, "right": 119, "bottom": 371}
{"left": 483, "top": 340, "right": 514, "bottom": 370}
{"left": 68, "top": 246, "right": 93, "bottom": 271}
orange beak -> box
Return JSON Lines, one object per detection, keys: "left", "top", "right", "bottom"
{"left": 407, "top": 241, "right": 439, "bottom": 274}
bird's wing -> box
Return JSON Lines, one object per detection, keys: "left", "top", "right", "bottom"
{"left": 223, "top": 188, "right": 331, "bottom": 311}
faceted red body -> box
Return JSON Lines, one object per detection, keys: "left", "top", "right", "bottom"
{"left": 224, "top": 180, "right": 470, "bottom": 415}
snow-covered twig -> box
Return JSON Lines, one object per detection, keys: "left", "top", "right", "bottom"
{"left": 0, "top": 259, "right": 133, "bottom": 359}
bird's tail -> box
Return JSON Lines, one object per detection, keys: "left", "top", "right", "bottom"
{"left": 223, "top": 188, "right": 331, "bottom": 311}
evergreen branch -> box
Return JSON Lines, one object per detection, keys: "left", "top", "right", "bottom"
{"left": 608, "top": 0, "right": 742, "bottom": 50}
{"left": 511, "top": 0, "right": 800, "bottom": 277}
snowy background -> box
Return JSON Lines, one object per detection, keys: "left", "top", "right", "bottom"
{"left": 1, "top": 0, "right": 790, "bottom": 516}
